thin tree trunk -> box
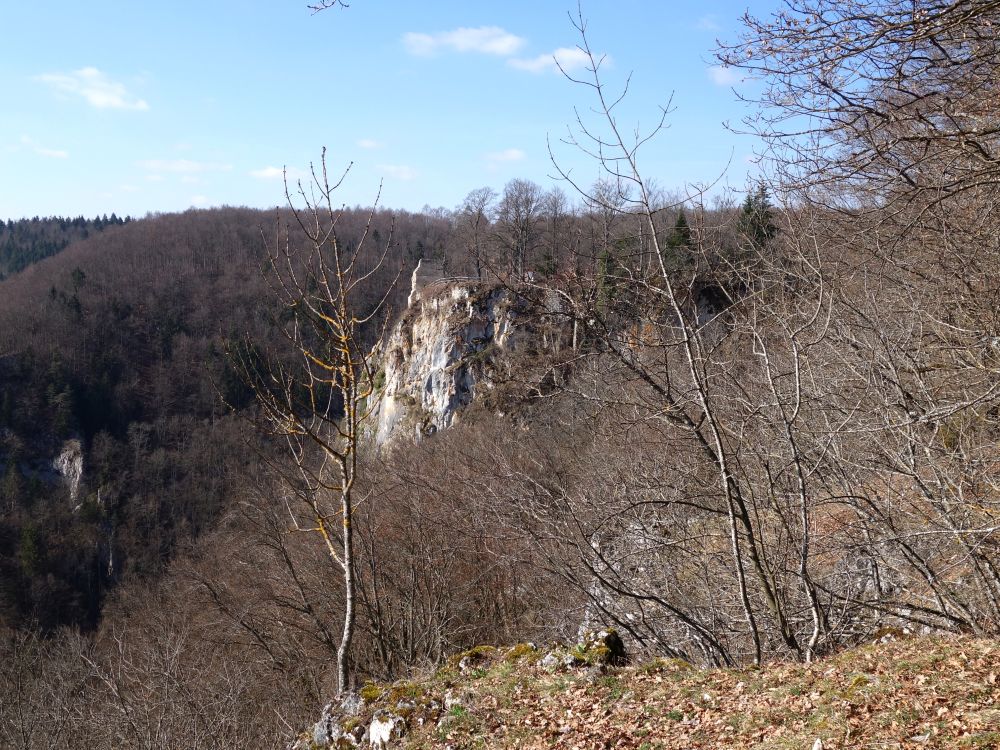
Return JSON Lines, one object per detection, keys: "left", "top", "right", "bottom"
{"left": 337, "top": 488, "right": 355, "bottom": 696}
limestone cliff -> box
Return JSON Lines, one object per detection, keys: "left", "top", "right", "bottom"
{"left": 375, "top": 271, "right": 568, "bottom": 446}
{"left": 52, "top": 438, "right": 84, "bottom": 508}
{"left": 376, "top": 283, "right": 514, "bottom": 445}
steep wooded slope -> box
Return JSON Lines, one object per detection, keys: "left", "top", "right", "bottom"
{"left": 0, "top": 214, "right": 126, "bottom": 280}
{"left": 0, "top": 206, "right": 450, "bottom": 630}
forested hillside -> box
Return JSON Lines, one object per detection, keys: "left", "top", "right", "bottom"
{"left": 0, "top": 214, "right": 128, "bottom": 280}
{"left": 0, "top": 188, "right": 711, "bottom": 634}
{"left": 0, "top": 206, "right": 452, "bottom": 631}
{"left": 5, "top": 1, "right": 1000, "bottom": 749}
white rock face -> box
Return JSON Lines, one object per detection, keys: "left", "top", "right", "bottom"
{"left": 368, "top": 712, "right": 403, "bottom": 749}
{"left": 53, "top": 438, "right": 83, "bottom": 507}
{"left": 406, "top": 257, "right": 446, "bottom": 307}
{"left": 375, "top": 283, "right": 525, "bottom": 446}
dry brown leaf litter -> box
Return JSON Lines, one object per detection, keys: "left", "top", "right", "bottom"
{"left": 400, "top": 636, "right": 1000, "bottom": 750}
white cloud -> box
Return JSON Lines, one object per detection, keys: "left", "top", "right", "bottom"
{"left": 508, "top": 47, "right": 594, "bottom": 74}
{"left": 36, "top": 67, "right": 149, "bottom": 110}
{"left": 190, "top": 195, "right": 210, "bottom": 207}
{"left": 378, "top": 164, "right": 417, "bottom": 181}
{"left": 708, "top": 65, "right": 743, "bottom": 86}
{"left": 485, "top": 148, "right": 526, "bottom": 163}
{"left": 250, "top": 166, "right": 305, "bottom": 180}
{"left": 403, "top": 26, "right": 525, "bottom": 57}
{"left": 250, "top": 166, "right": 284, "bottom": 179}
{"left": 145, "top": 174, "right": 165, "bottom": 182}
{"left": 697, "top": 15, "right": 722, "bottom": 32}
{"left": 20, "top": 136, "right": 68, "bottom": 159}
{"left": 137, "top": 159, "right": 232, "bottom": 173}
{"left": 120, "top": 184, "right": 140, "bottom": 193}
{"left": 357, "top": 138, "right": 381, "bottom": 150}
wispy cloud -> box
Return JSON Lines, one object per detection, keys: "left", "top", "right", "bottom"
{"left": 36, "top": 67, "right": 149, "bottom": 110}
{"left": 357, "top": 138, "right": 382, "bottom": 150}
{"left": 137, "top": 159, "right": 232, "bottom": 173}
{"left": 485, "top": 148, "right": 526, "bottom": 163}
{"left": 250, "top": 166, "right": 283, "bottom": 179}
{"left": 250, "top": 165, "right": 305, "bottom": 180}
{"left": 508, "top": 47, "right": 595, "bottom": 74}
{"left": 707, "top": 65, "right": 744, "bottom": 86}
{"left": 20, "top": 135, "right": 68, "bottom": 159}
{"left": 403, "top": 26, "right": 525, "bottom": 57}
{"left": 697, "top": 15, "right": 722, "bottom": 32}
{"left": 190, "top": 195, "right": 210, "bottom": 207}
{"left": 378, "top": 164, "right": 417, "bottom": 181}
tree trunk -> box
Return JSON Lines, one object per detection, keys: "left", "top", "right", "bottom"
{"left": 337, "top": 490, "right": 355, "bottom": 696}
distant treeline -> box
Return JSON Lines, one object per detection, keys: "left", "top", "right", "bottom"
{"left": 0, "top": 214, "right": 131, "bottom": 280}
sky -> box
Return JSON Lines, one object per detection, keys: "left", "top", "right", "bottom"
{"left": 0, "top": 1, "right": 776, "bottom": 220}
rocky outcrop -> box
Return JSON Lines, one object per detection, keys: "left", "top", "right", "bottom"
{"left": 538, "top": 629, "right": 628, "bottom": 671}
{"left": 375, "top": 279, "right": 567, "bottom": 446}
{"left": 290, "top": 632, "right": 628, "bottom": 749}
{"left": 406, "top": 257, "right": 446, "bottom": 308}
{"left": 52, "top": 438, "right": 83, "bottom": 508}
{"left": 368, "top": 711, "right": 405, "bottom": 750}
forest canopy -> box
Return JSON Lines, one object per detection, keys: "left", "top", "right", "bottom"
{"left": 6, "top": 2, "right": 1000, "bottom": 749}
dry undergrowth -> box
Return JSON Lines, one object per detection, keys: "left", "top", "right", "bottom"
{"left": 398, "top": 636, "right": 1000, "bottom": 750}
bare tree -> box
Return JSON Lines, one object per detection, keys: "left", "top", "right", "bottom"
{"left": 308, "top": 0, "right": 350, "bottom": 13}
{"left": 714, "top": 0, "right": 1000, "bottom": 637}
{"left": 230, "top": 150, "right": 397, "bottom": 696}
{"left": 494, "top": 178, "right": 545, "bottom": 280}
{"left": 518, "top": 7, "right": 881, "bottom": 666}
{"left": 457, "top": 186, "right": 497, "bottom": 281}
{"left": 0, "top": 629, "right": 92, "bottom": 750}
{"left": 718, "top": 0, "right": 1000, "bottom": 219}
{"left": 541, "top": 186, "right": 573, "bottom": 277}
{"left": 584, "top": 178, "right": 631, "bottom": 272}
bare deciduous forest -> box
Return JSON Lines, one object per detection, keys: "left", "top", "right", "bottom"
{"left": 4, "top": 1, "right": 1000, "bottom": 748}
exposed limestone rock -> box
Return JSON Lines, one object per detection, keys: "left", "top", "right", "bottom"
{"left": 339, "top": 691, "right": 365, "bottom": 716}
{"left": 540, "top": 650, "right": 582, "bottom": 671}
{"left": 52, "top": 438, "right": 83, "bottom": 508}
{"left": 406, "top": 257, "right": 446, "bottom": 307}
{"left": 291, "top": 695, "right": 367, "bottom": 750}
{"left": 540, "top": 628, "right": 628, "bottom": 672}
{"left": 578, "top": 628, "right": 628, "bottom": 666}
{"left": 376, "top": 282, "right": 524, "bottom": 445}
{"left": 368, "top": 710, "right": 404, "bottom": 749}
{"left": 375, "top": 256, "right": 578, "bottom": 447}
{"left": 310, "top": 708, "right": 343, "bottom": 747}
{"left": 292, "top": 630, "right": 626, "bottom": 748}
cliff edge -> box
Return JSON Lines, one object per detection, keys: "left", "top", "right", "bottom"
{"left": 375, "top": 262, "right": 567, "bottom": 446}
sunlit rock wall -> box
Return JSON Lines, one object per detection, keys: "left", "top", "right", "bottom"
{"left": 376, "top": 281, "right": 521, "bottom": 445}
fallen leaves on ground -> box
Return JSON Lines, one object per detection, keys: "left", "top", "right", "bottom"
{"left": 403, "top": 635, "right": 1000, "bottom": 750}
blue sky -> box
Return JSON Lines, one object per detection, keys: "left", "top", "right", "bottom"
{"left": 1, "top": 1, "right": 774, "bottom": 219}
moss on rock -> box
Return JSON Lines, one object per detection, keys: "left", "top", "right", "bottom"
{"left": 504, "top": 642, "right": 539, "bottom": 663}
